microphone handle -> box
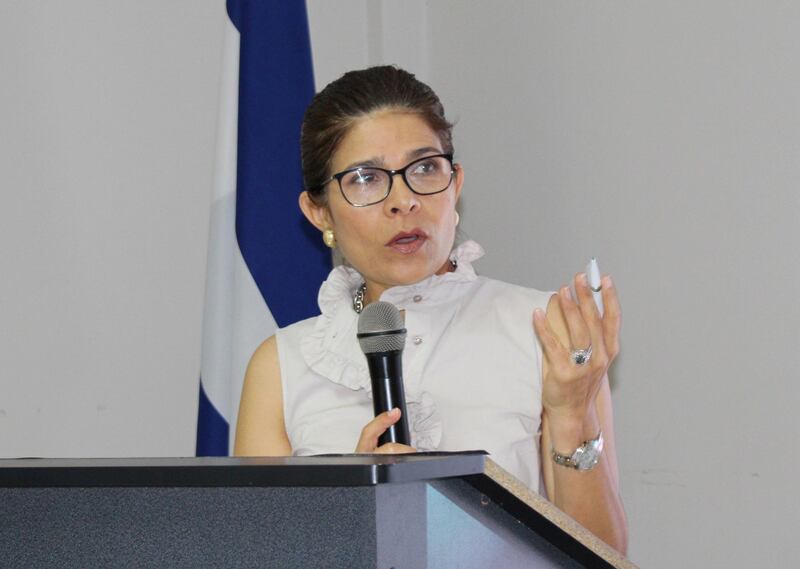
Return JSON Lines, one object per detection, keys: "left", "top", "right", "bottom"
{"left": 365, "top": 350, "right": 411, "bottom": 447}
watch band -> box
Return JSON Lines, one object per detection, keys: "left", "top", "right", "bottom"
{"left": 551, "top": 430, "right": 604, "bottom": 471}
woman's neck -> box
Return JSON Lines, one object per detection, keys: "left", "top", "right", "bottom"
{"left": 361, "top": 258, "right": 455, "bottom": 306}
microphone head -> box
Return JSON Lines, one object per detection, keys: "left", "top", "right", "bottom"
{"left": 357, "top": 301, "right": 406, "bottom": 354}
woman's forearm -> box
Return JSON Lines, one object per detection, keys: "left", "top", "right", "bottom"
{"left": 545, "top": 408, "right": 628, "bottom": 554}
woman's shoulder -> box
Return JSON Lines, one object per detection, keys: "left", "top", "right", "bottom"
{"left": 240, "top": 317, "right": 321, "bottom": 370}
{"left": 248, "top": 333, "right": 279, "bottom": 370}
{"left": 275, "top": 313, "right": 331, "bottom": 366}
{"left": 277, "top": 314, "right": 323, "bottom": 341}
{"left": 447, "top": 240, "right": 554, "bottom": 307}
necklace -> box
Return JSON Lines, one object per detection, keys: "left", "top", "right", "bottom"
{"left": 352, "top": 282, "right": 367, "bottom": 314}
{"left": 351, "top": 258, "right": 457, "bottom": 314}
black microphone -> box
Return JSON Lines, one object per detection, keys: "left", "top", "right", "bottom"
{"left": 357, "top": 301, "right": 411, "bottom": 447}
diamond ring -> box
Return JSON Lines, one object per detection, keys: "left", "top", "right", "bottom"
{"left": 570, "top": 345, "right": 593, "bottom": 366}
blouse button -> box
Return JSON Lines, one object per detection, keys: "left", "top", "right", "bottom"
{"left": 413, "top": 336, "right": 423, "bottom": 345}
{"left": 413, "top": 294, "right": 423, "bottom": 303}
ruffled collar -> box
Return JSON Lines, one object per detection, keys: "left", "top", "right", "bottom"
{"left": 299, "top": 240, "right": 484, "bottom": 451}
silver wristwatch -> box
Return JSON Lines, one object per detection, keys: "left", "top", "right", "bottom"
{"left": 551, "top": 431, "right": 604, "bottom": 471}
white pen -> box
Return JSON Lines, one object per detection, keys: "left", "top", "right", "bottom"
{"left": 586, "top": 258, "right": 604, "bottom": 316}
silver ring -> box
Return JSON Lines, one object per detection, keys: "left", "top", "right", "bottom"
{"left": 570, "top": 345, "right": 593, "bottom": 366}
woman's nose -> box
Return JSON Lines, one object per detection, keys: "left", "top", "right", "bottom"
{"left": 384, "top": 175, "right": 420, "bottom": 215}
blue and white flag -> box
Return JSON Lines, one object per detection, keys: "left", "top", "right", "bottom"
{"left": 196, "top": 0, "right": 331, "bottom": 456}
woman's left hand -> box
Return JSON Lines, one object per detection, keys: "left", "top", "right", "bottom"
{"left": 534, "top": 273, "right": 629, "bottom": 554}
{"left": 533, "top": 273, "right": 621, "bottom": 424}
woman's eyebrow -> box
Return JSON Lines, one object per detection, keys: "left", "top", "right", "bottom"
{"left": 341, "top": 147, "right": 443, "bottom": 172}
{"left": 342, "top": 156, "right": 383, "bottom": 170}
{"left": 406, "top": 146, "right": 443, "bottom": 160}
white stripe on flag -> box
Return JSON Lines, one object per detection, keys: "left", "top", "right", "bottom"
{"left": 200, "top": 16, "right": 278, "bottom": 451}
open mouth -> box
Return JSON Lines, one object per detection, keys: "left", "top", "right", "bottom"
{"left": 387, "top": 229, "right": 428, "bottom": 253}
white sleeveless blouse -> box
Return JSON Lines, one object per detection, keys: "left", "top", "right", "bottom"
{"left": 276, "top": 241, "right": 553, "bottom": 493}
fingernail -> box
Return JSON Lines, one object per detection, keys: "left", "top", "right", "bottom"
{"left": 578, "top": 273, "right": 588, "bottom": 286}
{"left": 603, "top": 275, "right": 614, "bottom": 288}
{"left": 534, "top": 308, "right": 545, "bottom": 320}
{"left": 560, "top": 286, "right": 572, "bottom": 300}
{"left": 390, "top": 408, "right": 400, "bottom": 417}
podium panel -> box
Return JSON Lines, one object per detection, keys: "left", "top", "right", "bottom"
{"left": 0, "top": 454, "right": 636, "bottom": 568}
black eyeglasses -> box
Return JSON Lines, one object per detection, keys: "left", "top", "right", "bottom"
{"left": 313, "top": 153, "right": 455, "bottom": 207}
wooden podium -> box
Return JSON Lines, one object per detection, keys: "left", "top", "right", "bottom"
{"left": 0, "top": 453, "right": 636, "bottom": 568}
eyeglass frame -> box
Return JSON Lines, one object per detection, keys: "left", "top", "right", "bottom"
{"left": 310, "top": 153, "right": 456, "bottom": 207}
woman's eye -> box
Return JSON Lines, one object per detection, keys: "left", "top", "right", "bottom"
{"left": 412, "top": 160, "right": 439, "bottom": 175}
{"left": 347, "top": 171, "right": 377, "bottom": 186}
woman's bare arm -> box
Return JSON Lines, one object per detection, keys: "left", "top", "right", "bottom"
{"left": 536, "top": 277, "right": 628, "bottom": 554}
{"left": 233, "top": 336, "right": 292, "bottom": 456}
{"left": 541, "top": 371, "right": 628, "bottom": 553}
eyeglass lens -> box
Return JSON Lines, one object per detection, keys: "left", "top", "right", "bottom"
{"left": 340, "top": 155, "right": 452, "bottom": 206}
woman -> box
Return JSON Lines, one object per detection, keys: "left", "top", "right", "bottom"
{"left": 235, "top": 66, "right": 628, "bottom": 553}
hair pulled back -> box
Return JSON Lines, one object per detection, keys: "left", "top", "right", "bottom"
{"left": 301, "top": 65, "right": 454, "bottom": 203}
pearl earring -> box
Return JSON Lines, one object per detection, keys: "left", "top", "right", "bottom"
{"left": 455, "top": 211, "right": 460, "bottom": 226}
{"left": 322, "top": 228, "right": 336, "bottom": 248}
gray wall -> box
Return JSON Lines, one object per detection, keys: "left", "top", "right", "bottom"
{"left": 1, "top": 1, "right": 798, "bottom": 567}
{"left": 423, "top": 3, "right": 800, "bottom": 567}
{"left": 0, "top": 1, "right": 223, "bottom": 457}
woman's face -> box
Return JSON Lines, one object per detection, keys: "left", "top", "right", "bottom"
{"left": 301, "top": 109, "right": 463, "bottom": 301}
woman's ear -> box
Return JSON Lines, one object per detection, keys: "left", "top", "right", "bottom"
{"left": 453, "top": 162, "right": 465, "bottom": 202}
{"left": 299, "top": 191, "right": 332, "bottom": 232}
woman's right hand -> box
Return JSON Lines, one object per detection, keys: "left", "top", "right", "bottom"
{"left": 355, "top": 408, "right": 417, "bottom": 454}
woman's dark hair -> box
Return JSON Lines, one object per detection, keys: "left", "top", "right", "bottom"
{"left": 301, "top": 65, "right": 454, "bottom": 204}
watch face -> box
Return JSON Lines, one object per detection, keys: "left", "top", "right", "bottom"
{"left": 573, "top": 445, "right": 599, "bottom": 470}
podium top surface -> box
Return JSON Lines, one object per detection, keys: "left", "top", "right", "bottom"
{"left": 0, "top": 452, "right": 486, "bottom": 488}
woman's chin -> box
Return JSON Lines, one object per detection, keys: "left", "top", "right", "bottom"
{"left": 353, "top": 251, "right": 452, "bottom": 293}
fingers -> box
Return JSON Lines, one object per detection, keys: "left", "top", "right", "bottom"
{"left": 575, "top": 272, "right": 623, "bottom": 370}
{"left": 535, "top": 273, "right": 621, "bottom": 373}
{"left": 572, "top": 273, "right": 609, "bottom": 369}
{"left": 600, "top": 276, "right": 622, "bottom": 360}
{"left": 557, "top": 284, "right": 592, "bottom": 351}
{"left": 573, "top": 273, "right": 603, "bottom": 338}
{"left": 355, "top": 409, "right": 417, "bottom": 454}
{"left": 533, "top": 308, "right": 569, "bottom": 369}
{"left": 373, "top": 442, "right": 417, "bottom": 454}
{"left": 355, "top": 408, "right": 401, "bottom": 453}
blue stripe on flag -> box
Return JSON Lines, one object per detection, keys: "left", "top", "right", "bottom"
{"left": 196, "top": 1, "right": 331, "bottom": 457}
{"left": 196, "top": 379, "right": 229, "bottom": 456}
{"left": 230, "top": 0, "right": 331, "bottom": 327}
